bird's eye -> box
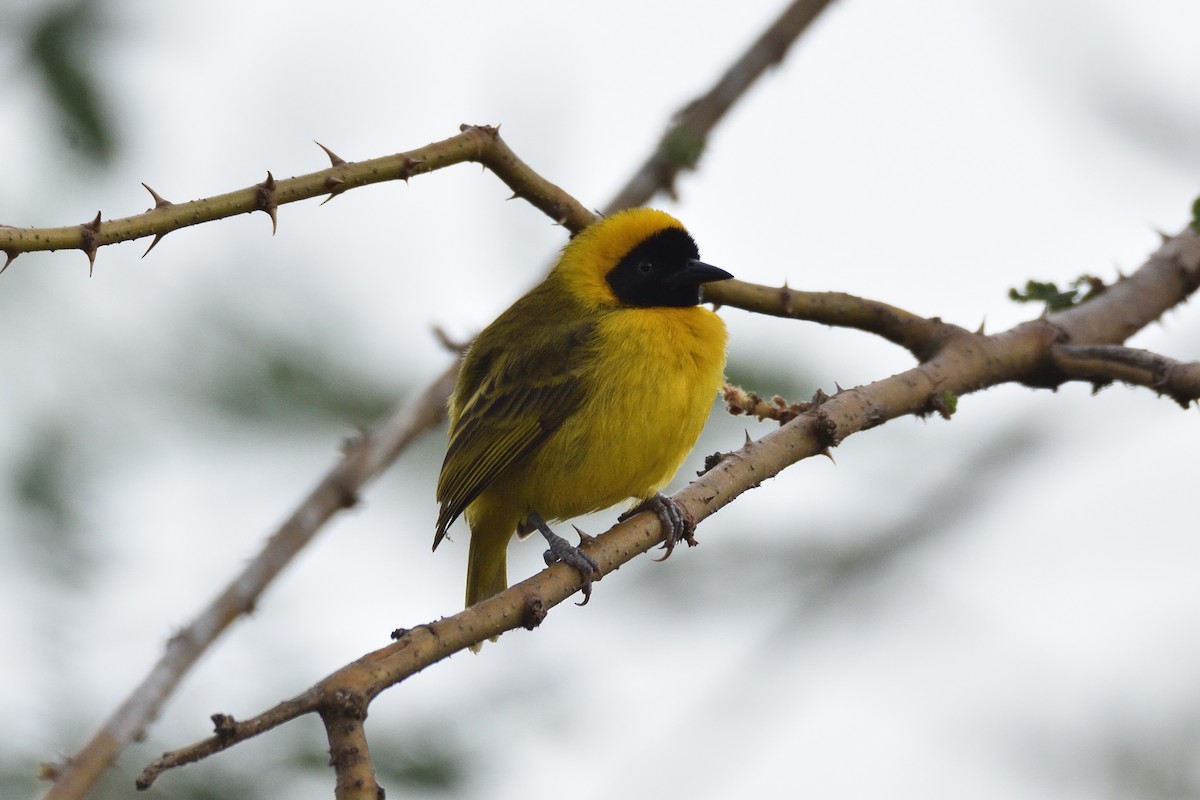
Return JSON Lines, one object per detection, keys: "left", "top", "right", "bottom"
{"left": 637, "top": 261, "right": 653, "bottom": 274}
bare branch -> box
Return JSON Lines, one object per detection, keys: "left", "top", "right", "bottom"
{"left": 605, "top": 0, "right": 839, "bottom": 212}
{"left": 1050, "top": 344, "right": 1200, "bottom": 407}
{"left": 723, "top": 383, "right": 814, "bottom": 425}
{"left": 43, "top": 363, "right": 458, "bottom": 800}
{"left": 1, "top": 125, "right": 594, "bottom": 269}
{"left": 704, "top": 281, "right": 953, "bottom": 359}
{"left": 325, "top": 710, "right": 382, "bottom": 800}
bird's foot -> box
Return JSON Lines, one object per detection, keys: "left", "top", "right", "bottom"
{"left": 619, "top": 493, "right": 697, "bottom": 561}
{"left": 529, "top": 513, "right": 601, "bottom": 606}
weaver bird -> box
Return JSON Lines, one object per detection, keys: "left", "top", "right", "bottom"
{"left": 435, "top": 207, "right": 731, "bottom": 609}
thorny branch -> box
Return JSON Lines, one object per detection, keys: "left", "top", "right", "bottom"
{"left": 1, "top": 125, "right": 593, "bottom": 275}
{"left": 1050, "top": 344, "right": 1200, "bottom": 408}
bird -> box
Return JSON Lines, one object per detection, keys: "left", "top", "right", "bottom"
{"left": 434, "top": 207, "right": 731, "bottom": 612}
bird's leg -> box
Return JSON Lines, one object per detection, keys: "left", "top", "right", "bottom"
{"left": 619, "top": 493, "right": 697, "bottom": 561}
{"left": 528, "top": 512, "right": 601, "bottom": 605}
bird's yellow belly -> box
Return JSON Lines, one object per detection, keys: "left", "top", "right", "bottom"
{"left": 484, "top": 305, "right": 726, "bottom": 523}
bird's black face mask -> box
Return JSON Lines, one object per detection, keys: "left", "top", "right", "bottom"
{"left": 606, "top": 227, "right": 733, "bottom": 308}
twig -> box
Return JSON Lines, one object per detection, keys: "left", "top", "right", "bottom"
{"left": 324, "top": 700, "right": 381, "bottom": 800}
{"left": 723, "top": 383, "right": 814, "bottom": 425}
{"left": 604, "top": 0, "right": 839, "bottom": 212}
{"left": 1, "top": 125, "right": 593, "bottom": 273}
{"left": 704, "top": 281, "right": 953, "bottom": 359}
{"left": 1050, "top": 344, "right": 1200, "bottom": 408}
{"left": 41, "top": 363, "right": 458, "bottom": 800}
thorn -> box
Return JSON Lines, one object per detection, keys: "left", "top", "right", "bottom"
{"left": 1, "top": 250, "right": 16, "bottom": 275}
{"left": 398, "top": 155, "right": 423, "bottom": 183}
{"left": 700, "top": 451, "right": 727, "bottom": 475}
{"left": 834, "top": 382, "right": 844, "bottom": 393}
{"left": 507, "top": 192, "right": 520, "bottom": 201}
{"left": 320, "top": 175, "right": 346, "bottom": 206}
{"left": 314, "top": 141, "right": 347, "bottom": 167}
{"left": 432, "top": 325, "right": 470, "bottom": 354}
{"left": 255, "top": 171, "right": 278, "bottom": 235}
{"left": 779, "top": 283, "right": 794, "bottom": 315}
{"left": 142, "top": 232, "right": 167, "bottom": 258}
{"left": 141, "top": 182, "right": 173, "bottom": 209}
{"left": 571, "top": 525, "right": 596, "bottom": 546}
{"left": 976, "top": 318, "right": 986, "bottom": 335}
{"left": 80, "top": 211, "right": 102, "bottom": 277}
{"left": 744, "top": 430, "right": 753, "bottom": 447}
{"left": 820, "top": 448, "right": 837, "bottom": 465}
{"left": 521, "top": 594, "right": 547, "bottom": 631}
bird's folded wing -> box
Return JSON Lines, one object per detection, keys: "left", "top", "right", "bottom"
{"left": 434, "top": 323, "right": 592, "bottom": 547}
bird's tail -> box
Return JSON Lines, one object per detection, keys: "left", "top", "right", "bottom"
{"left": 464, "top": 518, "right": 512, "bottom": 653}
{"left": 465, "top": 518, "right": 511, "bottom": 608}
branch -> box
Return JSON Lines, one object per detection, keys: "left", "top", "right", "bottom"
{"left": 1048, "top": 232, "right": 1200, "bottom": 346}
{"left": 0, "top": 125, "right": 593, "bottom": 274}
{"left": 704, "top": 281, "right": 954, "bottom": 359}
{"left": 1050, "top": 344, "right": 1200, "bottom": 407}
{"left": 326, "top": 710, "right": 381, "bottom": 800}
{"left": 137, "top": 227, "right": 1200, "bottom": 792}
{"left": 604, "top": 0, "right": 838, "bottom": 212}
{"left": 40, "top": 364, "right": 458, "bottom": 800}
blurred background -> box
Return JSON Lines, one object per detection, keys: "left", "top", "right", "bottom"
{"left": 2, "top": 1, "right": 1199, "bottom": 798}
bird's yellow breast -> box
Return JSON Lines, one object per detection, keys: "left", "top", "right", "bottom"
{"left": 478, "top": 302, "right": 727, "bottom": 522}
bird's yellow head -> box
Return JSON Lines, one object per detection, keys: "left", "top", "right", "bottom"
{"left": 553, "top": 208, "right": 732, "bottom": 310}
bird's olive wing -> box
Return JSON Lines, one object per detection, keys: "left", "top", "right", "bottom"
{"left": 434, "top": 322, "right": 593, "bottom": 546}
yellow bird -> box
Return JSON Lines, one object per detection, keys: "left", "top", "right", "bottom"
{"left": 434, "top": 208, "right": 731, "bottom": 609}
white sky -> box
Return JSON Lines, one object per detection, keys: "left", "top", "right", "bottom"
{"left": 2, "top": 1, "right": 1199, "bottom": 798}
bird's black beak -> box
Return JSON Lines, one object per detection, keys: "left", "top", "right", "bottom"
{"left": 681, "top": 259, "right": 733, "bottom": 285}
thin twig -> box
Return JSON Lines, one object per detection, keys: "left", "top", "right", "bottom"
{"left": 324, "top": 702, "right": 380, "bottom": 800}
{"left": 42, "top": 363, "right": 458, "bottom": 800}
{"left": 704, "top": 281, "right": 953, "bottom": 359}
{"left": 604, "top": 0, "right": 839, "bottom": 213}
{"left": 1, "top": 125, "right": 594, "bottom": 273}
{"left": 1050, "top": 344, "right": 1200, "bottom": 408}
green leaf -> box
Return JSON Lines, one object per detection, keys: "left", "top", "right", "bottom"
{"left": 939, "top": 391, "right": 958, "bottom": 417}
{"left": 1008, "top": 280, "right": 1078, "bottom": 311}
{"left": 1008, "top": 276, "right": 1104, "bottom": 313}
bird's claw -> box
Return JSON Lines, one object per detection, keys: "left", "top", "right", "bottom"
{"left": 539, "top": 524, "right": 601, "bottom": 605}
{"left": 620, "top": 493, "right": 697, "bottom": 561}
